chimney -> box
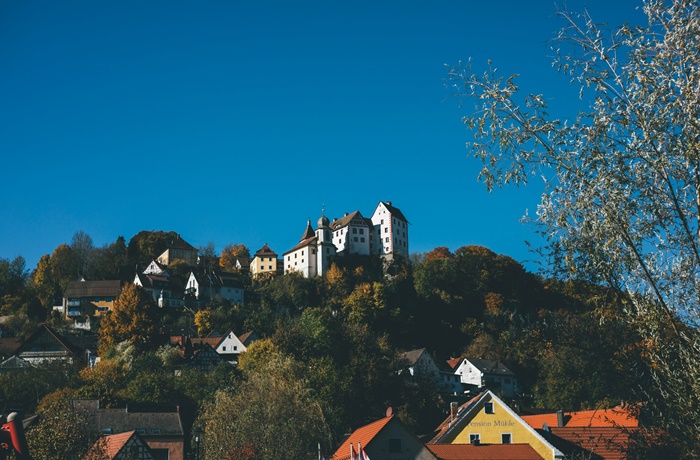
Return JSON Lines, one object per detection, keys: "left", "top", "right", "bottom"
{"left": 344, "top": 212, "right": 348, "bottom": 217}
{"left": 557, "top": 409, "right": 565, "bottom": 427}
{"left": 386, "top": 201, "right": 392, "bottom": 206}
{"left": 450, "top": 401, "right": 459, "bottom": 420}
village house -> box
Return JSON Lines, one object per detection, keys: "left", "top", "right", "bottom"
{"left": 249, "top": 243, "right": 279, "bottom": 278}
{"left": 72, "top": 399, "right": 185, "bottom": 460}
{"left": 399, "top": 348, "right": 462, "bottom": 395}
{"left": 429, "top": 390, "right": 564, "bottom": 460}
{"left": 330, "top": 410, "right": 436, "bottom": 460}
{"left": 446, "top": 357, "right": 521, "bottom": 398}
{"left": 184, "top": 270, "right": 244, "bottom": 304}
{"left": 64, "top": 279, "right": 121, "bottom": 321}
{"left": 133, "top": 260, "right": 185, "bottom": 308}
{"left": 12, "top": 323, "right": 82, "bottom": 365}
{"left": 156, "top": 235, "right": 198, "bottom": 267}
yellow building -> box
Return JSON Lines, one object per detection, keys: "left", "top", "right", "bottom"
{"left": 156, "top": 235, "right": 198, "bottom": 267}
{"left": 429, "top": 390, "right": 564, "bottom": 460}
{"left": 63, "top": 279, "right": 121, "bottom": 319}
{"left": 250, "top": 243, "right": 278, "bottom": 278}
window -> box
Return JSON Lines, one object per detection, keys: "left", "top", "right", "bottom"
{"left": 302, "top": 250, "right": 304, "bottom": 255}
{"left": 151, "top": 428, "right": 162, "bottom": 435}
{"left": 353, "top": 228, "right": 357, "bottom": 234}
{"left": 353, "top": 237, "right": 358, "bottom": 242}
{"left": 469, "top": 434, "right": 480, "bottom": 444}
{"left": 385, "top": 237, "right": 389, "bottom": 243}
{"left": 222, "top": 346, "right": 226, "bottom": 351}
{"left": 302, "top": 259, "right": 304, "bottom": 263}
{"left": 102, "top": 428, "right": 113, "bottom": 435}
{"left": 268, "top": 266, "right": 272, "bottom": 270}
{"left": 359, "top": 228, "right": 364, "bottom": 234}
{"left": 360, "top": 238, "right": 365, "bottom": 242}
{"left": 381, "top": 219, "right": 384, "bottom": 224}
{"left": 388, "top": 438, "right": 402, "bottom": 453}
{"left": 502, "top": 433, "right": 512, "bottom": 444}
{"left": 484, "top": 402, "right": 495, "bottom": 414}
{"left": 385, "top": 227, "right": 388, "bottom": 233}
{"left": 234, "top": 346, "right": 238, "bottom": 351}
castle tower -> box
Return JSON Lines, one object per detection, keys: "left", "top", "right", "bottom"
{"left": 316, "top": 213, "right": 336, "bottom": 276}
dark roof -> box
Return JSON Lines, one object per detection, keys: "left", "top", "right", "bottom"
{"left": 465, "top": 358, "right": 515, "bottom": 376}
{"left": 189, "top": 270, "right": 244, "bottom": 290}
{"left": 0, "top": 355, "right": 32, "bottom": 372}
{"left": 329, "top": 211, "right": 367, "bottom": 230}
{"left": 426, "top": 443, "right": 543, "bottom": 460}
{"left": 284, "top": 235, "right": 317, "bottom": 255}
{"left": 64, "top": 280, "right": 121, "bottom": 299}
{"left": 254, "top": 243, "right": 277, "bottom": 257}
{"left": 300, "top": 220, "right": 315, "bottom": 241}
{"left": 78, "top": 401, "right": 184, "bottom": 437}
{"left": 400, "top": 348, "right": 427, "bottom": 366}
{"left": 238, "top": 331, "right": 258, "bottom": 346}
{"left": 14, "top": 323, "right": 81, "bottom": 357}
{"left": 380, "top": 201, "right": 408, "bottom": 223}
{"left": 0, "top": 337, "right": 22, "bottom": 358}
{"left": 168, "top": 235, "right": 196, "bottom": 251}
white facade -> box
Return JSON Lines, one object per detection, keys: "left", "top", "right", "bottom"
{"left": 185, "top": 271, "right": 244, "bottom": 304}
{"left": 370, "top": 201, "right": 409, "bottom": 257}
{"left": 215, "top": 330, "right": 247, "bottom": 355}
{"left": 452, "top": 358, "right": 520, "bottom": 398}
{"left": 330, "top": 211, "right": 371, "bottom": 256}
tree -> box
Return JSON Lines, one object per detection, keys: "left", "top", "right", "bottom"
{"left": 219, "top": 244, "right": 250, "bottom": 271}
{"left": 447, "top": 0, "right": 700, "bottom": 453}
{"left": 27, "top": 388, "right": 102, "bottom": 460}
{"left": 98, "top": 283, "right": 159, "bottom": 355}
{"left": 198, "top": 353, "right": 330, "bottom": 460}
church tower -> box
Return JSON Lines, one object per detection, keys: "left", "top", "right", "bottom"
{"left": 316, "top": 211, "right": 336, "bottom": 276}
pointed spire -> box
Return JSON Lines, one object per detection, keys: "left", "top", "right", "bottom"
{"left": 300, "top": 219, "right": 315, "bottom": 241}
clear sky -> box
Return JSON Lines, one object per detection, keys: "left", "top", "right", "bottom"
{"left": 0, "top": 0, "right": 644, "bottom": 272}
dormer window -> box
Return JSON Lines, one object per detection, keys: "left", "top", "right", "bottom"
{"left": 484, "top": 402, "right": 495, "bottom": 414}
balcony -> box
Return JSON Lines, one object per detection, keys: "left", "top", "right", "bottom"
{"left": 67, "top": 309, "right": 81, "bottom": 317}
{"left": 67, "top": 299, "right": 81, "bottom": 307}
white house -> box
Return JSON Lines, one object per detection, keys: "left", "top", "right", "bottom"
{"left": 134, "top": 260, "right": 184, "bottom": 308}
{"left": 283, "top": 217, "right": 337, "bottom": 278}
{"left": 371, "top": 201, "right": 409, "bottom": 258}
{"left": 400, "top": 348, "right": 463, "bottom": 395}
{"left": 447, "top": 357, "right": 520, "bottom": 398}
{"left": 185, "top": 270, "right": 244, "bottom": 304}
{"left": 329, "top": 211, "right": 372, "bottom": 256}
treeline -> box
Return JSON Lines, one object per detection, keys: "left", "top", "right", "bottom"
{"left": 0, "top": 233, "right": 666, "bottom": 459}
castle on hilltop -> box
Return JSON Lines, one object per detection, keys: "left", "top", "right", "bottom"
{"left": 276, "top": 201, "right": 409, "bottom": 278}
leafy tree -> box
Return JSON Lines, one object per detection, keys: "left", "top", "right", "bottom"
{"left": 98, "top": 283, "right": 159, "bottom": 355}
{"left": 448, "top": 0, "right": 700, "bottom": 452}
{"left": 198, "top": 353, "right": 329, "bottom": 460}
{"left": 198, "top": 241, "right": 219, "bottom": 270}
{"left": 219, "top": 244, "right": 250, "bottom": 271}
{"left": 27, "top": 388, "right": 102, "bottom": 460}
{"left": 127, "top": 230, "right": 179, "bottom": 270}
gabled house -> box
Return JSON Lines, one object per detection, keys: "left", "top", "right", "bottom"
{"left": 399, "top": 348, "right": 463, "bottom": 395}
{"left": 330, "top": 413, "right": 436, "bottom": 460}
{"left": 84, "top": 430, "right": 156, "bottom": 460}
{"left": 72, "top": 399, "right": 184, "bottom": 460}
{"left": 371, "top": 201, "right": 409, "bottom": 259}
{"left": 156, "top": 235, "right": 198, "bottom": 267}
{"left": 429, "top": 391, "right": 564, "bottom": 460}
{"left": 329, "top": 211, "right": 372, "bottom": 256}
{"left": 13, "top": 323, "right": 81, "bottom": 364}
{"left": 187, "top": 342, "right": 224, "bottom": 372}
{"left": 446, "top": 357, "right": 520, "bottom": 398}
{"left": 283, "top": 220, "right": 325, "bottom": 278}
{"left": 250, "top": 243, "right": 278, "bottom": 279}
{"left": 185, "top": 270, "right": 244, "bottom": 304}
{"left": 63, "top": 279, "right": 121, "bottom": 320}
{"left": 134, "top": 261, "right": 184, "bottom": 308}
{"left": 173, "top": 330, "right": 257, "bottom": 365}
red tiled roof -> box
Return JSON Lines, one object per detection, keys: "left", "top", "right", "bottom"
{"left": 522, "top": 407, "right": 638, "bottom": 429}
{"left": 427, "top": 443, "right": 543, "bottom": 460}
{"left": 429, "top": 394, "right": 483, "bottom": 443}
{"left": 84, "top": 431, "right": 136, "bottom": 459}
{"left": 548, "top": 426, "right": 634, "bottom": 460}
{"left": 330, "top": 416, "right": 393, "bottom": 460}
{"left": 446, "top": 357, "right": 463, "bottom": 370}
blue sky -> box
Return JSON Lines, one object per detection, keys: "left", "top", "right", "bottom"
{"left": 1, "top": 1, "right": 643, "bottom": 272}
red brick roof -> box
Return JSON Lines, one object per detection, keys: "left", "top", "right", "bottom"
{"left": 522, "top": 407, "right": 638, "bottom": 429}
{"left": 427, "top": 443, "right": 544, "bottom": 460}
{"left": 330, "top": 416, "right": 393, "bottom": 460}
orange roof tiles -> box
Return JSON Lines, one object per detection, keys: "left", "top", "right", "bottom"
{"left": 548, "top": 426, "right": 634, "bottom": 460}
{"left": 522, "top": 407, "right": 638, "bottom": 429}
{"left": 330, "top": 416, "right": 394, "bottom": 460}
{"left": 427, "top": 443, "right": 544, "bottom": 460}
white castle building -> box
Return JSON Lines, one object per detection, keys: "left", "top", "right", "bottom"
{"left": 283, "top": 201, "right": 408, "bottom": 277}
